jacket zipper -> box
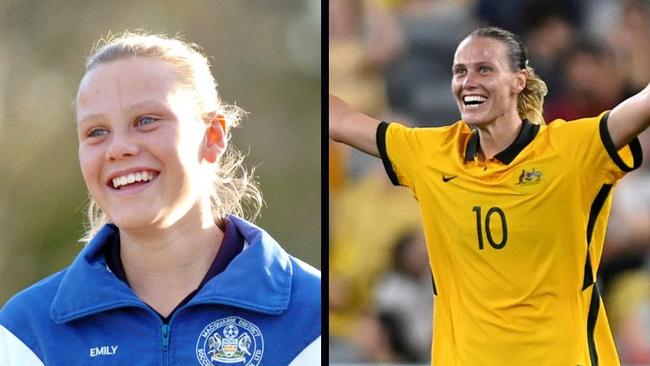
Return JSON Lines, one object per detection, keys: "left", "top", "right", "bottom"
{"left": 162, "top": 324, "right": 170, "bottom": 366}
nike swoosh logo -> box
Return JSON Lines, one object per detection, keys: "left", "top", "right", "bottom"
{"left": 442, "top": 175, "right": 458, "bottom": 182}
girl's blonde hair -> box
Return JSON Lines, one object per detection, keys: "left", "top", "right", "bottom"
{"left": 469, "top": 27, "right": 548, "bottom": 125}
{"left": 78, "top": 31, "right": 263, "bottom": 242}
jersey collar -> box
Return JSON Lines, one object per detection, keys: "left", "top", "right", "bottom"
{"left": 50, "top": 215, "right": 292, "bottom": 323}
{"left": 464, "top": 119, "right": 540, "bottom": 164}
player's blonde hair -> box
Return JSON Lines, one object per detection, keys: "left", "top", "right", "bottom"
{"left": 469, "top": 27, "right": 548, "bottom": 125}
{"left": 77, "top": 31, "right": 263, "bottom": 242}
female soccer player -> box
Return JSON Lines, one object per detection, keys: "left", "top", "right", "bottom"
{"left": 0, "top": 32, "right": 320, "bottom": 365}
{"left": 330, "top": 26, "right": 648, "bottom": 365}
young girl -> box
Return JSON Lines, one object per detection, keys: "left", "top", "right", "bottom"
{"left": 330, "top": 26, "right": 648, "bottom": 365}
{"left": 0, "top": 32, "right": 320, "bottom": 366}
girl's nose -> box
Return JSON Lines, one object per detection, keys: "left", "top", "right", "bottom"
{"left": 105, "top": 132, "right": 139, "bottom": 161}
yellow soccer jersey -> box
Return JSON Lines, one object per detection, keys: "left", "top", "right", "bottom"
{"left": 377, "top": 112, "right": 642, "bottom": 366}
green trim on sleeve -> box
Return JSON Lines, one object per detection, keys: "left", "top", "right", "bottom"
{"left": 599, "top": 112, "right": 643, "bottom": 172}
{"left": 376, "top": 122, "right": 400, "bottom": 186}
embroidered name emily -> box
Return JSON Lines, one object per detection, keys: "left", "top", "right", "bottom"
{"left": 90, "top": 345, "right": 118, "bottom": 357}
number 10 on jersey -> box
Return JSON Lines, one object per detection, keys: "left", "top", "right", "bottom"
{"left": 472, "top": 206, "right": 508, "bottom": 250}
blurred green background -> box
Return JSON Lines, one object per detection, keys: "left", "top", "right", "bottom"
{"left": 0, "top": 0, "right": 321, "bottom": 305}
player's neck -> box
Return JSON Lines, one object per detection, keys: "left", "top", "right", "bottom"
{"left": 118, "top": 209, "right": 223, "bottom": 316}
{"left": 476, "top": 114, "right": 523, "bottom": 160}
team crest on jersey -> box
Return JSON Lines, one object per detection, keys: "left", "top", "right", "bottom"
{"left": 196, "top": 316, "right": 264, "bottom": 366}
{"left": 516, "top": 168, "right": 542, "bottom": 185}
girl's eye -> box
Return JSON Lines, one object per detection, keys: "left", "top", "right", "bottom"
{"left": 454, "top": 68, "right": 466, "bottom": 76}
{"left": 136, "top": 116, "right": 157, "bottom": 127}
{"left": 87, "top": 128, "right": 109, "bottom": 138}
{"left": 479, "top": 66, "right": 490, "bottom": 73}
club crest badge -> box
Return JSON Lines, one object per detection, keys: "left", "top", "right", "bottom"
{"left": 516, "top": 168, "right": 543, "bottom": 186}
{"left": 196, "top": 316, "right": 264, "bottom": 365}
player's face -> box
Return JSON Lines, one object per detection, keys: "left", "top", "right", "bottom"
{"left": 451, "top": 36, "right": 525, "bottom": 126}
{"left": 76, "top": 58, "right": 218, "bottom": 231}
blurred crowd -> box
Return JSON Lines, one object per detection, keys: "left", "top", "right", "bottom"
{"left": 329, "top": 0, "right": 650, "bottom": 364}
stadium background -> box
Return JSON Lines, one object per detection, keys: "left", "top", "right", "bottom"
{"left": 0, "top": 1, "right": 321, "bottom": 305}
{"left": 329, "top": 0, "right": 650, "bottom": 365}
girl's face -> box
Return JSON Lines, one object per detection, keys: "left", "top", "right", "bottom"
{"left": 76, "top": 58, "right": 223, "bottom": 231}
{"left": 451, "top": 36, "right": 526, "bottom": 126}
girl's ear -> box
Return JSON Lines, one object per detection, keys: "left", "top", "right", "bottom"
{"left": 203, "top": 114, "right": 227, "bottom": 163}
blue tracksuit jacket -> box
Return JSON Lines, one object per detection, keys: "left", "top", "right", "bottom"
{"left": 0, "top": 215, "right": 321, "bottom": 365}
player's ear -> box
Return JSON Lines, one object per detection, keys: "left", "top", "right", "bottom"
{"left": 203, "top": 113, "right": 227, "bottom": 163}
{"left": 512, "top": 69, "right": 527, "bottom": 94}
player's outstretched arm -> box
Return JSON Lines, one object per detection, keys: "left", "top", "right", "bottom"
{"left": 607, "top": 82, "right": 650, "bottom": 149}
{"left": 329, "top": 94, "right": 382, "bottom": 157}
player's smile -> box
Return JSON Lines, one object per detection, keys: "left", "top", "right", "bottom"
{"left": 458, "top": 90, "right": 492, "bottom": 121}
{"left": 462, "top": 94, "right": 488, "bottom": 110}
